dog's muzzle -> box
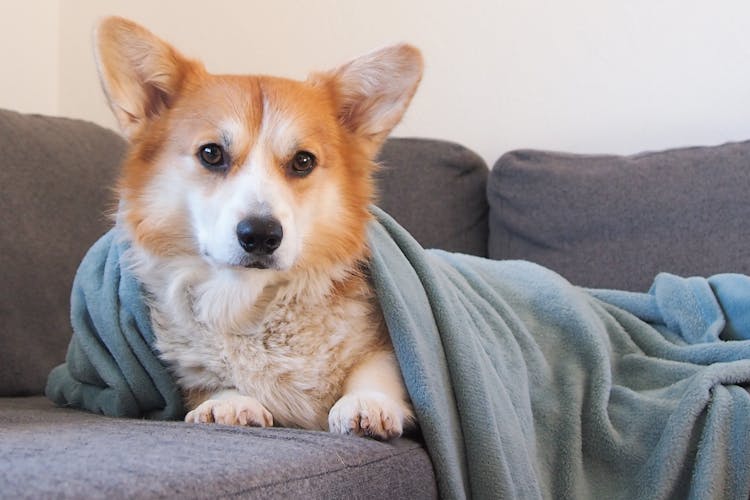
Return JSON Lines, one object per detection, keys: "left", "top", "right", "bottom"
{"left": 235, "top": 216, "right": 283, "bottom": 268}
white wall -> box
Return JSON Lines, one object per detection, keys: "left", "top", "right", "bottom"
{"left": 7, "top": 1, "right": 750, "bottom": 166}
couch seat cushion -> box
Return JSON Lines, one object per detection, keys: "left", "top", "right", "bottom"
{"left": 0, "top": 397, "right": 436, "bottom": 499}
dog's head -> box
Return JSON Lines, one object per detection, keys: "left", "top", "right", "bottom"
{"left": 95, "top": 17, "right": 422, "bottom": 274}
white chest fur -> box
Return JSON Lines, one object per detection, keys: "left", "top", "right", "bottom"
{"left": 127, "top": 246, "right": 386, "bottom": 430}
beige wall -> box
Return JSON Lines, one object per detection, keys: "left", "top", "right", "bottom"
{"left": 0, "top": 1, "right": 60, "bottom": 115}
{"left": 5, "top": 1, "right": 750, "bottom": 166}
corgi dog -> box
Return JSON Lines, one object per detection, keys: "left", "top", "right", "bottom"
{"left": 94, "top": 17, "right": 423, "bottom": 440}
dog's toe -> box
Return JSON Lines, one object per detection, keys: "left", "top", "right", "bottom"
{"left": 328, "top": 391, "right": 404, "bottom": 440}
{"left": 185, "top": 403, "right": 214, "bottom": 424}
{"left": 185, "top": 396, "right": 273, "bottom": 427}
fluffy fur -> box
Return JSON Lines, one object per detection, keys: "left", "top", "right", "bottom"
{"left": 94, "top": 17, "right": 423, "bottom": 439}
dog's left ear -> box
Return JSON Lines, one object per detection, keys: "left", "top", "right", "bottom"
{"left": 318, "top": 44, "right": 423, "bottom": 156}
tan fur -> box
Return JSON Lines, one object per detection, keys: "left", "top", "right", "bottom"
{"left": 95, "top": 17, "right": 422, "bottom": 439}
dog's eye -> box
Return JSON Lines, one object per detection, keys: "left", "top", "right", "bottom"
{"left": 198, "top": 143, "right": 228, "bottom": 171}
{"left": 289, "top": 151, "right": 317, "bottom": 176}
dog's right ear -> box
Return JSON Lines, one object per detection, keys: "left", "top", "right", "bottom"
{"left": 94, "top": 17, "right": 200, "bottom": 139}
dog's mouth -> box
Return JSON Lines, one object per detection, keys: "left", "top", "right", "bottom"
{"left": 237, "top": 255, "right": 275, "bottom": 270}
{"left": 202, "top": 251, "right": 279, "bottom": 271}
{"left": 243, "top": 261, "right": 269, "bottom": 270}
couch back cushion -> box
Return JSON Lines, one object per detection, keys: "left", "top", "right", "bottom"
{"left": 376, "top": 138, "right": 489, "bottom": 256}
{"left": 0, "top": 109, "right": 125, "bottom": 395}
{"left": 487, "top": 142, "right": 750, "bottom": 291}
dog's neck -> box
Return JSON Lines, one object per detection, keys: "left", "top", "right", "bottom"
{"left": 124, "top": 239, "right": 366, "bottom": 336}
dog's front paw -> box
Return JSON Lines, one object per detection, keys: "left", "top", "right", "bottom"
{"left": 185, "top": 395, "right": 273, "bottom": 427}
{"left": 328, "top": 391, "right": 406, "bottom": 440}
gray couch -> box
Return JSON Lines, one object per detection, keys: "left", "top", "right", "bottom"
{"left": 2, "top": 107, "right": 748, "bottom": 498}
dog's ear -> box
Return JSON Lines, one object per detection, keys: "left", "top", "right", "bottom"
{"left": 319, "top": 44, "right": 423, "bottom": 156}
{"left": 94, "top": 17, "right": 200, "bottom": 138}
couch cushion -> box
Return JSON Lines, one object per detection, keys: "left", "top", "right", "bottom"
{"left": 0, "top": 397, "right": 436, "bottom": 499}
{"left": 376, "top": 138, "right": 489, "bottom": 256}
{"left": 487, "top": 142, "right": 750, "bottom": 291}
{"left": 0, "top": 109, "right": 126, "bottom": 395}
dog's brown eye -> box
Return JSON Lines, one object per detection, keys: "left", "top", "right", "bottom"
{"left": 198, "top": 143, "right": 227, "bottom": 171}
{"left": 290, "top": 151, "right": 317, "bottom": 176}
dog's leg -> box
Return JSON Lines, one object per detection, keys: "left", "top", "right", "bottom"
{"left": 328, "top": 351, "right": 414, "bottom": 440}
{"left": 185, "top": 389, "right": 273, "bottom": 427}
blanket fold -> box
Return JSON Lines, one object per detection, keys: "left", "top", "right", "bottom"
{"left": 47, "top": 207, "right": 750, "bottom": 499}
{"left": 46, "top": 230, "right": 185, "bottom": 420}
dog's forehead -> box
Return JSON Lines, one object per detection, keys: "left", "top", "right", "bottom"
{"left": 257, "top": 77, "right": 341, "bottom": 159}
{"left": 175, "top": 75, "right": 338, "bottom": 153}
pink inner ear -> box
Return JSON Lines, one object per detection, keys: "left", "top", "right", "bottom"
{"left": 329, "top": 44, "right": 423, "bottom": 146}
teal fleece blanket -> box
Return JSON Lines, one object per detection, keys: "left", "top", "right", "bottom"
{"left": 46, "top": 230, "right": 184, "bottom": 420}
{"left": 47, "top": 207, "right": 750, "bottom": 499}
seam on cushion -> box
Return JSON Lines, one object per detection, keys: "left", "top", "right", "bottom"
{"left": 219, "top": 444, "right": 432, "bottom": 498}
{"left": 131, "top": 419, "right": 424, "bottom": 449}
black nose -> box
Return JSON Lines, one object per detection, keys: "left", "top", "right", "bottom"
{"left": 236, "top": 216, "right": 283, "bottom": 255}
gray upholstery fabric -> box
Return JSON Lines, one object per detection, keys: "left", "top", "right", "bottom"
{"left": 376, "top": 138, "right": 489, "bottom": 256}
{"left": 0, "top": 109, "right": 444, "bottom": 499}
{"left": 487, "top": 143, "right": 750, "bottom": 291}
{"left": 0, "top": 397, "right": 436, "bottom": 499}
{"left": 0, "top": 109, "right": 126, "bottom": 396}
